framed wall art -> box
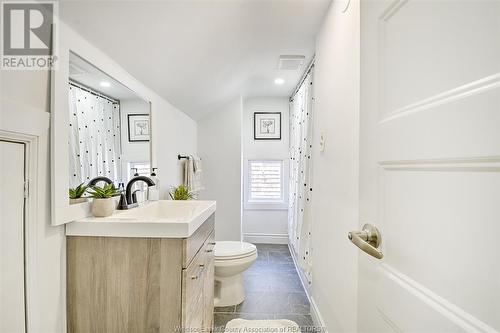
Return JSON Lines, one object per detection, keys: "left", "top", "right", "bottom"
{"left": 254, "top": 112, "right": 281, "bottom": 140}
{"left": 128, "top": 114, "right": 150, "bottom": 142}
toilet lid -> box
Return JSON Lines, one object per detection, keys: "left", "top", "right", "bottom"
{"left": 214, "top": 241, "right": 257, "bottom": 258}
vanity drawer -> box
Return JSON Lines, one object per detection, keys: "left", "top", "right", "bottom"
{"left": 183, "top": 213, "right": 215, "bottom": 268}
{"left": 203, "top": 232, "right": 215, "bottom": 331}
{"left": 182, "top": 245, "right": 206, "bottom": 330}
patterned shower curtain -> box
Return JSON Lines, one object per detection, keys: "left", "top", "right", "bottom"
{"left": 288, "top": 69, "right": 314, "bottom": 284}
{"left": 68, "top": 82, "right": 122, "bottom": 188}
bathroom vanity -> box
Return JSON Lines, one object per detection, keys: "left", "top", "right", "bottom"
{"left": 66, "top": 200, "right": 216, "bottom": 333}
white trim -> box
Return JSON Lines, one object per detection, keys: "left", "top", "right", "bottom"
{"left": 243, "top": 233, "right": 288, "bottom": 244}
{"left": 51, "top": 22, "right": 157, "bottom": 225}
{"left": 288, "top": 242, "right": 311, "bottom": 292}
{"left": 379, "top": 264, "right": 498, "bottom": 333}
{"left": 380, "top": 72, "right": 500, "bottom": 124}
{"left": 0, "top": 114, "right": 49, "bottom": 333}
{"left": 243, "top": 158, "right": 289, "bottom": 210}
{"left": 309, "top": 297, "right": 329, "bottom": 333}
{"left": 243, "top": 202, "right": 288, "bottom": 210}
{"left": 248, "top": 159, "right": 285, "bottom": 202}
{"left": 288, "top": 243, "right": 328, "bottom": 333}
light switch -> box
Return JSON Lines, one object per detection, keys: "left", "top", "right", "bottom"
{"left": 319, "top": 131, "right": 325, "bottom": 152}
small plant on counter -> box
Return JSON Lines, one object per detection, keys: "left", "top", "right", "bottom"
{"left": 169, "top": 184, "right": 196, "bottom": 200}
{"left": 69, "top": 183, "right": 88, "bottom": 199}
{"left": 87, "top": 183, "right": 121, "bottom": 198}
{"left": 87, "top": 184, "right": 121, "bottom": 217}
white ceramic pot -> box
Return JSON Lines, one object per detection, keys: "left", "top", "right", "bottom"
{"left": 91, "top": 198, "right": 116, "bottom": 217}
{"left": 70, "top": 197, "right": 88, "bottom": 205}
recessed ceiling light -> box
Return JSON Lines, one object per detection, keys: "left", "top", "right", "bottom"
{"left": 274, "top": 78, "right": 285, "bottom": 85}
{"left": 100, "top": 81, "right": 111, "bottom": 87}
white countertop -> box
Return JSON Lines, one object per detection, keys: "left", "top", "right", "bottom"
{"left": 65, "top": 200, "right": 216, "bottom": 238}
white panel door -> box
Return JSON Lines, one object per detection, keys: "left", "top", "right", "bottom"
{"left": 0, "top": 140, "right": 26, "bottom": 333}
{"left": 359, "top": 0, "right": 500, "bottom": 332}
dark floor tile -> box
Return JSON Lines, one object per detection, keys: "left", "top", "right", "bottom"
{"left": 255, "top": 249, "right": 269, "bottom": 262}
{"left": 256, "top": 244, "right": 290, "bottom": 253}
{"left": 235, "top": 291, "right": 310, "bottom": 315}
{"left": 235, "top": 291, "right": 290, "bottom": 314}
{"left": 213, "top": 313, "right": 239, "bottom": 332}
{"left": 268, "top": 275, "right": 304, "bottom": 292}
{"left": 243, "top": 273, "right": 304, "bottom": 293}
{"left": 286, "top": 292, "right": 311, "bottom": 314}
{"left": 269, "top": 250, "right": 294, "bottom": 264}
{"left": 214, "top": 305, "right": 236, "bottom": 313}
{"left": 246, "top": 261, "right": 297, "bottom": 275}
{"left": 213, "top": 313, "right": 274, "bottom": 332}
{"left": 243, "top": 273, "right": 271, "bottom": 292}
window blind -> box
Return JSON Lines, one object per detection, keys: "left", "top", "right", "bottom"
{"left": 249, "top": 160, "right": 283, "bottom": 201}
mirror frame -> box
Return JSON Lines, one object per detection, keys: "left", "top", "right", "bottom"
{"left": 51, "top": 24, "right": 153, "bottom": 226}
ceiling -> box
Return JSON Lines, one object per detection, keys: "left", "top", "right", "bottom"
{"left": 69, "top": 52, "right": 144, "bottom": 101}
{"left": 60, "top": 0, "right": 331, "bottom": 120}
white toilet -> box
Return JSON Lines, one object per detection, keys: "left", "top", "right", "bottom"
{"left": 214, "top": 241, "right": 257, "bottom": 307}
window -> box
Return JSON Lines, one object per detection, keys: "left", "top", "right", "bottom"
{"left": 248, "top": 160, "right": 284, "bottom": 203}
{"left": 128, "top": 161, "right": 151, "bottom": 181}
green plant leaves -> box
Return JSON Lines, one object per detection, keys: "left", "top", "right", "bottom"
{"left": 87, "top": 183, "right": 121, "bottom": 199}
{"left": 169, "top": 184, "right": 196, "bottom": 200}
{"left": 69, "top": 183, "right": 88, "bottom": 199}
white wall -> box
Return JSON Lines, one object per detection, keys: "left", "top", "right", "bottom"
{"left": 309, "top": 0, "right": 360, "bottom": 332}
{"left": 155, "top": 100, "right": 197, "bottom": 197}
{"left": 1, "top": 70, "right": 66, "bottom": 333}
{"left": 242, "top": 97, "right": 289, "bottom": 244}
{"left": 0, "top": 21, "right": 197, "bottom": 332}
{"left": 197, "top": 97, "right": 243, "bottom": 241}
{"left": 120, "top": 98, "right": 150, "bottom": 181}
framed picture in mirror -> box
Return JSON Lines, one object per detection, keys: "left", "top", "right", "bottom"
{"left": 128, "top": 114, "right": 150, "bottom": 142}
{"left": 254, "top": 112, "right": 281, "bottom": 140}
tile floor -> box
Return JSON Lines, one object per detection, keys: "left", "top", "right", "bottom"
{"left": 213, "top": 244, "right": 315, "bottom": 332}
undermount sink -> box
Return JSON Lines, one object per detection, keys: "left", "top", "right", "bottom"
{"left": 65, "top": 200, "right": 216, "bottom": 238}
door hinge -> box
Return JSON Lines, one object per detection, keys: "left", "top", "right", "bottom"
{"left": 24, "top": 180, "right": 29, "bottom": 198}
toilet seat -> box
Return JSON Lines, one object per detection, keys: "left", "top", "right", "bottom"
{"left": 214, "top": 241, "right": 257, "bottom": 260}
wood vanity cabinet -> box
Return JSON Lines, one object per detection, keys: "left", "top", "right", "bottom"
{"left": 67, "top": 214, "right": 215, "bottom": 333}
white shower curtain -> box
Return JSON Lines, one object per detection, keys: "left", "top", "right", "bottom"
{"left": 288, "top": 70, "right": 314, "bottom": 284}
{"left": 68, "top": 83, "right": 122, "bottom": 188}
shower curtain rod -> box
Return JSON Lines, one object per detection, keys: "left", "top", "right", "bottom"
{"left": 69, "top": 80, "right": 119, "bottom": 104}
{"left": 290, "top": 56, "right": 315, "bottom": 100}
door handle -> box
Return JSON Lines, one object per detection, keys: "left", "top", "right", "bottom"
{"left": 191, "top": 264, "right": 205, "bottom": 280}
{"left": 348, "top": 223, "right": 383, "bottom": 259}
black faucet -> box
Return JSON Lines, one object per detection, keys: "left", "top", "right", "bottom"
{"left": 118, "top": 176, "right": 155, "bottom": 210}
{"left": 88, "top": 176, "right": 113, "bottom": 187}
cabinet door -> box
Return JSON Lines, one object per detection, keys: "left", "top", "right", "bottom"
{"left": 203, "top": 232, "right": 215, "bottom": 332}
{"left": 182, "top": 247, "right": 206, "bottom": 331}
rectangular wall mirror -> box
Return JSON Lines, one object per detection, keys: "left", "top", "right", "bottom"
{"left": 67, "top": 52, "right": 151, "bottom": 204}
{"left": 51, "top": 40, "right": 154, "bottom": 225}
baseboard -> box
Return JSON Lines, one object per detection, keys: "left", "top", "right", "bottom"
{"left": 288, "top": 244, "right": 328, "bottom": 333}
{"left": 309, "top": 296, "right": 328, "bottom": 333}
{"left": 287, "top": 243, "right": 311, "bottom": 294}
{"left": 242, "top": 233, "right": 288, "bottom": 244}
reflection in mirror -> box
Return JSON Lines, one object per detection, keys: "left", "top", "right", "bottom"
{"left": 68, "top": 52, "right": 151, "bottom": 204}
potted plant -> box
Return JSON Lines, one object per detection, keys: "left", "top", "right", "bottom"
{"left": 87, "top": 183, "right": 121, "bottom": 217}
{"left": 169, "top": 184, "right": 196, "bottom": 200}
{"left": 69, "top": 183, "right": 88, "bottom": 204}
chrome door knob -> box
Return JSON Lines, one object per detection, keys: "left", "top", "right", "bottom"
{"left": 348, "top": 223, "right": 383, "bottom": 259}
